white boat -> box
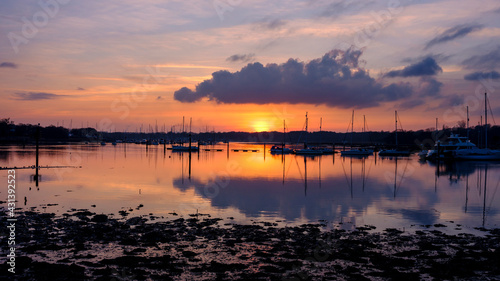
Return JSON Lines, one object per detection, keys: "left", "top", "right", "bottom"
{"left": 341, "top": 110, "right": 373, "bottom": 157}
{"left": 426, "top": 134, "right": 476, "bottom": 160}
{"left": 172, "top": 145, "right": 199, "bottom": 152}
{"left": 270, "top": 145, "right": 293, "bottom": 154}
{"left": 452, "top": 93, "right": 500, "bottom": 160}
{"left": 454, "top": 147, "right": 500, "bottom": 160}
{"left": 379, "top": 111, "right": 411, "bottom": 157}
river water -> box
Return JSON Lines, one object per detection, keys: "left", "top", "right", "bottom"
{"left": 1, "top": 143, "right": 499, "bottom": 233}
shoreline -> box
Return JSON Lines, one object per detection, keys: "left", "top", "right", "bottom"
{"left": 1, "top": 208, "right": 499, "bottom": 280}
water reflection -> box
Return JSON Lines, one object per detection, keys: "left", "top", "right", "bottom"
{"left": 0, "top": 144, "right": 499, "bottom": 230}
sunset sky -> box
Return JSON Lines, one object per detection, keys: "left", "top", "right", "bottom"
{"left": 1, "top": 0, "right": 500, "bottom": 133}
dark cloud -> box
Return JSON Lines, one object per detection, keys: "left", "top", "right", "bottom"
{"left": 11, "top": 92, "right": 67, "bottom": 100}
{"left": 425, "top": 23, "right": 483, "bottom": 50}
{"left": 399, "top": 99, "right": 425, "bottom": 109}
{"left": 464, "top": 71, "right": 500, "bottom": 81}
{"left": 156, "top": 96, "right": 163, "bottom": 100}
{"left": 384, "top": 57, "right": 443, "bottom": 77}
{"left": 76, "top": 87, "right": 85, "bottom": 91}
{"left": 416, "top": 77, "right": 443, "bottom": 97}
{"left": 401, "top": 53, "right": 452, "bottom": 64}
{"left": 226, "top": 53, "right": 255, "bottom": 63}
{"left": 438, "top": 94, "right": 464, "bottom": 108}
{"left": 175, "top": 48, "right": 414, "bottom": 108}
{"left": 462, "top": 46, "right": 500, "bottom": 70}
{"left": 0, "top": 62, "right": 17, "bottom": 68}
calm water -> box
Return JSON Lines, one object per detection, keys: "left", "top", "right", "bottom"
{"left": 1, "top": 143, "right": 499, "bottom": 233}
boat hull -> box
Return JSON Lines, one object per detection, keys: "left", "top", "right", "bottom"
{"left": 341, "top": 149, "right": 373, "bottom": 156}
{"left": 378, "top": 150, "right": 411, "bottom": 157}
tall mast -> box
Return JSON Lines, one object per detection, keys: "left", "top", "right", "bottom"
{"left": 305, "top": 112, "right": 308, "bottom": 149}
{"left": 283, "top": 120, "right": 286, "bottom": 146}
{"left": 351, "top": 110, "right": 354, "bottom": 146}
{"left": 305, "top": 112, "right": 308, "bottom": 133}
{"left": 320, "top": 117, "right": 322, "bottom": 144}
{"left": 466, "top": 106, "right": 469, "bottom": 139}
{"left": 395, "top": 111, "right": 398, "bottom": 148}
{"left": 485, "top": 92, "right": 488, "bottom": 149}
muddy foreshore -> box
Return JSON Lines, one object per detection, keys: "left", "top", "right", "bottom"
{"left": 1, "top": 208, "right": 499, "bottom": 280}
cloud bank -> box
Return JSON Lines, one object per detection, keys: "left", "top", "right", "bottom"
{"left": 175, "top": 48, "right": 414, "bottom": 108}
{"left": 425, "top": 23, "right": 483, "bottom": 50}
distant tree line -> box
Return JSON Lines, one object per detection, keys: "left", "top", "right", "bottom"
{"left": 0, "top": 118, "right": 98, "bottom": 144}
{"left": 1, "top": 118, "right": 500, "bottom": 149}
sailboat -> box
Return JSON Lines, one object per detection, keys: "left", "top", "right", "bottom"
{"left": 172, "top": 117, "right": 199, "bottom": 152}
{"left": 341, "top": 110, "right": 373, "bottom": 156}
{"left": 454, "top": 93, "right": 500, "bottom": 160}
{"left": 295, "top": 112, "right": 323, "bottom": 155}
{"left": 311, "top": 117, "right": 335, "bottom": 154}
{"left": 379, "top": 111, "right": 411, "bottom": 156}
{"left": 270, "top": 120, "right": 293, "bottom": 154}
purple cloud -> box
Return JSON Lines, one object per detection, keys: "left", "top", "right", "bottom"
{"left": 425, "top": 23, "right": 483, "bottom": 50}
{"left": 175, "top": 48, "right": 414, "bottom": 108}
{"left": 12, "top": 92, "right": 67, "bottom": 100}
{"left": 384, "top": 57, "right": 443, "bottom": 77}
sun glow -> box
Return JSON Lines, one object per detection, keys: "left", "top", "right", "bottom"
{"left": 252, "top": 120, "right": 271, "bottom": 132}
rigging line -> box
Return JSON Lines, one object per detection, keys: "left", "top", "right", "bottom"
{"left": 342, "top": 119, "right": 352, "bottom": 143}
{"left": 284, "top": 154, "right": 294, "bottom": 181}
{"left": 340, "top": 158, "right": 352, "bottom": 190}
{"left": 294, "top": 155, "right": 304, "bottom": 182}
{"left": 396, "top": 157, "right": 411, "bottom": 194}
{"left": 296, "top": 118, "right": 308, "bottom": 145}
{"left": 487, "top": 95, "right": 497, "bottom": 125}
{"left": 397, "top": 114, "right": 404, "bottom": 131}
{"left": 486, "top": 174, "right": 500, "bottom": 213}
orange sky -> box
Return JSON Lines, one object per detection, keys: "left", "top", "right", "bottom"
{"left": 1, "top": 0, "right": 499, "bottom": 132}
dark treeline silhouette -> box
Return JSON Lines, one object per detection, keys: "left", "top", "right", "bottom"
{"left": 1, "top": 118, "right": 500, "bottom": 149}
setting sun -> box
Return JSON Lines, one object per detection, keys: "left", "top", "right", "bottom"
{"left": 252, "top": 120, "right": 271, "bottom": 132}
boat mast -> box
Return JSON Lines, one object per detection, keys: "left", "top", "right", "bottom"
{"left": 319, "top": 117, "right": 322, "bottom": 145}
{"left": 351, "top": 110, "right": 354, "bottom": 146}
{"left": 485, "top": 92, "right": 488, "bottom": 149}
{"left": 283, "top": 120, "right": 285, "bottom": 145}
{"left": 282, "top": 119, "right": 285, "bottom": 153}
{"left": 395, "top": 111, "right": 398, "bottom": 148}
{"left": 467, "top": 106, "right": 469, "bottom": 139}
{"left": 305, "top": 112, "right": 308, "bottom": 149}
